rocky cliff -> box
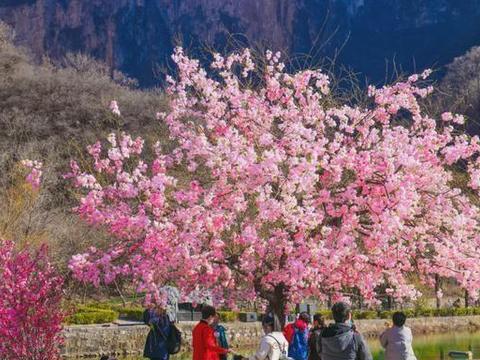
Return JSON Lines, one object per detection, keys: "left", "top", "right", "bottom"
{"left": 2, "top": 0, "right": 480, "bottom": 86}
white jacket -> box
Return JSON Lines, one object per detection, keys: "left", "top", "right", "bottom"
{"left": 249, "top": 331, "right": 289, "bottom": 360}
{"left": 380, "top": 326, "right": 417, "bottom": 360}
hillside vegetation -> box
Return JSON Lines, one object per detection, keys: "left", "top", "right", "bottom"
{"left": 0, "top": 23, "right": 168, "bottom": 288}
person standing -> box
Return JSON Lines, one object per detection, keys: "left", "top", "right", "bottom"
{"left": 143, "top": 306, "right": 171, "bottom": 360}
{"left": 192, "top": 305, "right": 230, "bottom": 360}
{"left": 284, "top": 312, "right": 310, "bottom": 360}
{"left": 212, "top": 313, "right": 229, "bottom": 360}
{"left": 308, "top": 314, "right": 326, "bottom": 360}
{"left": 248, "top": 313, "right": 290, "bottom": 360}
{"left": 380, "top": 312, "right": 417, "bottom": 360}
{"left": 320, "top": 302, "right": 372, "bottom": 360}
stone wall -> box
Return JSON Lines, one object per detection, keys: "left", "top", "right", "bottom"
{"left": 61, "top": 321, "right": 264, "bottom": 358}
{"left": 61, "top": 316, "right": 480, "bottom": 358}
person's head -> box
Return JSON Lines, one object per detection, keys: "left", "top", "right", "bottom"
{"left": 313, "top": 313, "right": 325, "bottom": 328}
{"left": 201, "top": 304, "right": 217, "bottom": 325}
{"left": 331, "top": 302, "right": 352, "bottom": 323}
{"left": 147, "top": 304, "right": 164, "bottom": 315}
{"left": 261, "top": 313, "right": 275, "bottom": 334}
{"left": 210, "top": 312, "right": 220, "bottom": 327}
{"left": 392, "top": 311, "right": 407, "bottom": 327}
{"left": 299, "top": 312, "right": 311, "bottom": 324}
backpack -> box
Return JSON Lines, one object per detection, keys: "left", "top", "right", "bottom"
{"left": 288, "top": 325, "right": 308, "bottom": 360}
{"left": 166, "top": 323, "right": 182, "bottom": 354}
{"left": 267, "top": 334, "right": 292, "bottom": 360}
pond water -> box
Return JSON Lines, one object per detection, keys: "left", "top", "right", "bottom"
{"left": 369, "top": 331, "right": 480, "bottom": 360}
{"left": 118, "top": 331, "right": 480, "bottom": 360}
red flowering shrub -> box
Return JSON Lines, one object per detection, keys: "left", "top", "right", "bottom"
{"left": 0, "top": 240, "right": 64, "bottom": 360}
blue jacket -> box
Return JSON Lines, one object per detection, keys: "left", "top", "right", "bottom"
{"left": 214, "top": 324, "right": 229, "bottom": 349}
{"left": 143, "top": 309, "right": 171, "bottom": 360}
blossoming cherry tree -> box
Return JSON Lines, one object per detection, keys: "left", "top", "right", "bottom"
{"left": 68, "top": 48, "right": 480, "bottom": 326}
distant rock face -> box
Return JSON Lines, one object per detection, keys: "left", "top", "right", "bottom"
{"left": 2, "top": 0, "right": 480, "bottom": 86}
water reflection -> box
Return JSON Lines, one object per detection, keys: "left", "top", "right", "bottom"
{"left": 369, "top": 331, "right": 480, "bottom": 360}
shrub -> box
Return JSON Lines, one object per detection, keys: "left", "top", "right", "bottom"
{"left": 218, "top": 311, "right": 238, "bottom": 322}
{"left": 353, "top": 310, "right": 378, "bottom": 320}
{"left": 403, "top": 309, "right": 416, "bottom": 318}
{"left": 472, "top": 307, "right": 480, "bottom": 315}
{"left": 0, "top": 240, "right": 65, "bottom": 360}
{"left": 116, "top": 307, "right": 144, "bottom": 321}
{"left": 434, "top": 308, "right": 452, "bottom": 317}
{"left": 315, "top": 310, "right": 333, "bottom": 320}
{"left": 450, "top": 308, "right": 466, "bottom": 316}
{"left": 72, "top": 302, "right": 144, "bottom": 322}
{"left": 414, "top": 308, "right": 435, "bottom": 317}
{"left": 378, "top": 310, "right": 394, "bottom": 319}
{"left": 317, "top": 306, "right": 480, "bottom": 321}
{"left": 66, "top": 307, "right": 119, "bottom": 325}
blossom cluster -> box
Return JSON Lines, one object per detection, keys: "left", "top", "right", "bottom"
{"left": 110, "top": 100, "right": 121, "bottom": 116}
{"left": 0, "top": 240, "right": 64, "bottom": 359}
{"left": 21, "top": 159, "right": 43, "bottom": 189}
{"left": 68, "top": 47, "right": 480, "bottom": 311}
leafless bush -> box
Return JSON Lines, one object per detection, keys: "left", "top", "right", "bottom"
{"left": 439, "top": 46, "right": 480, "bottom": 132}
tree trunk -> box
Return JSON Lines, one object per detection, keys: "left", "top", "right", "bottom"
{"left": 387, "top": 295, "right": 392, "bottom": 310}
{"left": 269, "top": 299, "right": 286, "bottom": 331}
{"left": 465, "top": 290, "right": 470, "bottom": 308}
{"left": 434, "top": 274, "right": 441, "bottom": 309}
{"left": 267, "top": 285, "right": 287, "bottom": 331}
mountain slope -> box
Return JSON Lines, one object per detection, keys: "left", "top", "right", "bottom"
{"left": 2, "top": 0, "right": 480, "bottom": 85}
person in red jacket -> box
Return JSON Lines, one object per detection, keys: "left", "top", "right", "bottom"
{"left": 193, "top": 305, "right": 230, "bottom": 360}
{"left": 283, "top": 312, "right": 310, "bottom": 360}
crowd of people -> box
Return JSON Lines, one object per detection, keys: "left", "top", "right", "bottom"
{"left": 141, "top": 302, "right": 417, "bottom": 360}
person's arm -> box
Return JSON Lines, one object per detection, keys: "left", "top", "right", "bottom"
{"left": 308, "top": 331, "right": 315, "bottom": 352}
{"left": 355, "top": 333, "right": 373, "bottom": 360}
{"left": 143, "top": 310, "right": 150, "bottom": 325}
{"left": 205, "top": 327, "right": 228, "bottom": 354}
{"left": 379, "top": 330, "right": 388, "bottom": 348}
{"left": 159, "top": 315, "right": 171, "bottom": 336}
{"left": 219, "top": 326, "right": 229, "bottom": 349}
{"left": 248, "top": 337, "right": 271, "bottom": 360}
{"left": 309, "top": 331, "right": 322, "bottom": 359}
{"left": 315, "top": 332, "right": 323, "bottom": 358}
{"left": 406, "top": 327, "right": 413, "bottom": 343}
{"left": 284, "top": 324, "right": 294, "bottom": 344}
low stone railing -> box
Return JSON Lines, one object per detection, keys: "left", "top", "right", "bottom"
{"left": 61, "top": 315, "right": 480, "bottom": 358}
{"left": 61, "top": 321, "right": 264, "bottom": 358}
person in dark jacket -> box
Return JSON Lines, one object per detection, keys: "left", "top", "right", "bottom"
{"left": 320, "top": 302, "right": 372, "bottom": 360}
{"left": 308, "top": 314, "right": 326, "bottom": 360}
{"left": 143, "top": 306, "right": 172, "bottom": 360}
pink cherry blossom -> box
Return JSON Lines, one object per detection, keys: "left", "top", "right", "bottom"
{"left": 67, "top": 47, "right": 480, "bottom": 326}
{"left": 21, "top": 159, "right": 43, "bottom": 189}
{"left": 109, "top": 100, "right": 121, "bottom": 116}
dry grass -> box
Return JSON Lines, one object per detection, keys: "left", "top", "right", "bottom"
{"left": 0, "top": 21, "right": 169, "bottom": 286}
